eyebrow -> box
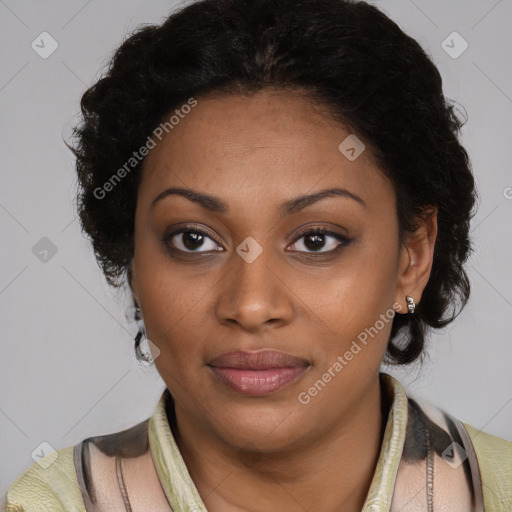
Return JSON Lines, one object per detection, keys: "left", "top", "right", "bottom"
{"left": 150, "top": 186, "right": 366, "bottom": 215}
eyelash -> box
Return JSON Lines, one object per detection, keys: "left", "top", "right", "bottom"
{"left": 162, "top": 224, "right": 350, "bottom": 256}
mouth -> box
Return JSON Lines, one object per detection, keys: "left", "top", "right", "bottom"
{"left": 207, "top": 349, "right": 311, "bottom": 396}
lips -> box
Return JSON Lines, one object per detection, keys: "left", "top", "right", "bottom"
{"left": 207, "top": 349, "right": 310, "bottom": 396}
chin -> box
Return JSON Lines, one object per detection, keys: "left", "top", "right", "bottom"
{"left": 209, "top": 400, "right": 309, "bottom": 454}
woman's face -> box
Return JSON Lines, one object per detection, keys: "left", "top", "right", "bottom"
{"left": 130, "top": 89, "right": 434, "bottom": 452}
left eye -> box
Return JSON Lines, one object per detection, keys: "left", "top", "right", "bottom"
{"left": 289, "top": 229, "right": 348, "bottom": 253}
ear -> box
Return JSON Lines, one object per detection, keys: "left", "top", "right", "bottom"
{"left": 394, "top": 207, "right": 438, "bottom": 314}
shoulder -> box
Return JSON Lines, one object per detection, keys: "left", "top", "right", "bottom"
{"left": 5, "top": 418, "right": 151, "bottom": 512}
{"left": 463, "top": 422, "right": 512, "bottom": 509}
{"left": 5, "top": 445, "right": 86, "bottom": 512}
{"left": 464, "top": 421, "right": 512, "bottom": 461}
{"left": 387, "top": 373, "right": 512, "bottom": 511}
{"left": 5, "top": 413, "right": 155, "bottom": 512}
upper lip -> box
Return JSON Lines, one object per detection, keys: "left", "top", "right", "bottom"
{"left": 207, "top": 349, "right": 310, "bottom": 370}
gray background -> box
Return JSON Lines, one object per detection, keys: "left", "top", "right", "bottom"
{"left": 1, "top": 0, "right": 511, "bottom": 500}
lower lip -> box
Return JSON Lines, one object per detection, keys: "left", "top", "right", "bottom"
{"left": 208, "top": 366, "right": 309, "bottom": 396}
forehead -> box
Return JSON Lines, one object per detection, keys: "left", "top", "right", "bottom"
{"left": 138, "top": 89, "right": 394, "bottom": 213}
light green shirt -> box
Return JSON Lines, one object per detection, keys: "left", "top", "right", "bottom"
{"left": 5, "top": 373, "right": 512, "bottom": 511}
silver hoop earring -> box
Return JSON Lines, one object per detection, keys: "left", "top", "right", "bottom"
{"left": 406, "top": 295, "right": 416, "bottom": 314}
{"left": 134, "top": 322, "right": 155, "bottom": 365}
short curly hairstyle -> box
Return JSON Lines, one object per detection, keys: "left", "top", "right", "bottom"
{"left": 67, "top": 0, "right": 478, "bottom": 366}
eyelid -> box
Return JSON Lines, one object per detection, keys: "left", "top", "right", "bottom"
{"left": 292, "top": 225, "right": 346, "bottom": 240}
{"left": 162, "top": 223, "right": 223, "bottom": 245}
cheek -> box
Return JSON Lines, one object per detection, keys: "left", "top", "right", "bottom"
{"left": 294, "top": 239, "right": 397, "bottom": 316}
{"left": 132, "top": 244, "right": 211, "bottom": 366}
{"left": 291, "top": 242, "right": 398, "bottom": 362}
{"left": 139, "top": 282, "right": 208, "bottom": 367}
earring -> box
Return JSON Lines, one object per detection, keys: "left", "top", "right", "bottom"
{"left": 133, "top": 303, "right": 154, "bottom": 364}
{"left": 134, "top": 322, "right": 145, "bottom": 347}
{"left": 406, "top": 295, "right": 416, "bottom": 314}
{"left": 134, "top": 321, "right": 155, "bottom": 365}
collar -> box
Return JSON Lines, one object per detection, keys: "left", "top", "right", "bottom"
{"left": 148, "top": 372, "right": 408, "bottom": 512}
{"left": 362, "top": 372, "right": 408, "bottom": 511}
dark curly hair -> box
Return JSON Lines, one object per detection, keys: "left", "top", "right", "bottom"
{"left": 67, "top": 0, "right": 478, "bottom": 366}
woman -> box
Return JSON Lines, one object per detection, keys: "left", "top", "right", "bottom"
{"left": 6, "top": 0, "right": 511, "bottom": 510}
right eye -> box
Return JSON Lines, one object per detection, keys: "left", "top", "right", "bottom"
{"left": 163, "top": 226, "right": 224, "bottom": 254}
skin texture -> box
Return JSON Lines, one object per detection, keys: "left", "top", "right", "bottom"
{"left": 129, "top": 88, "right": 438, "bottom": 511}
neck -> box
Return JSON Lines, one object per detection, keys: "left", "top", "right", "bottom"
{"left": 170, "top": 374, "right": 389, "bottom": 512}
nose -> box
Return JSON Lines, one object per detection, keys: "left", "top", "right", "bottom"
{"left": 215, "top": 246, "right": 294, "bottom": 332}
